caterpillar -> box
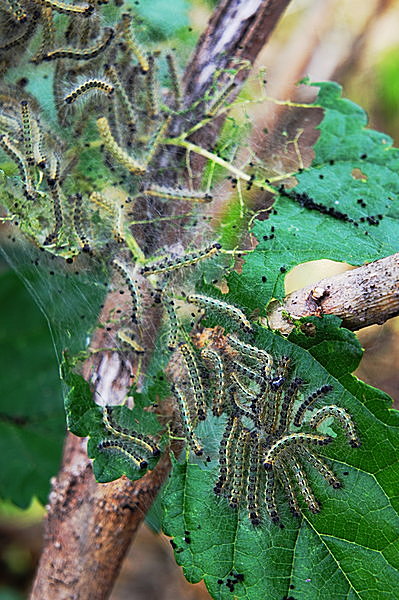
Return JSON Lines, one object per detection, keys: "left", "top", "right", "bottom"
{"left": 275, "top": 375, "right": 303, "bottom": 436}
{"left": 172, "top": 384, "right": 204, "bottom": 457}
{"left": 286, "top": 454, "right": 320, "bottom": 513}
{"left": 112, "top": 257, "right": 140, "bottom": 324}
{"left": 226, "top": 334, "right": 272, "bottom": 371}
{"left": 275, "top": 459, "right": 300, "bottom": 518}
{"left": 141, "top": 185, "right": 213, "bottom": 204}
{"left": 145, "top": 55, "right": 158, "bottom": 118}
{"left": 186, "top": 294, "right": 253, "bottom": 332}
{"left": 20, "top": 101, "right": 34, "bottom": 166}
{"left": 64, "top": 79, "right": 114, "bottom": 104}
{"left": 297, "top": 446, "right": 342, "bottom": 489}
{"left": 178, "top": 342, "right": 206, "bottom": 421}
{"left": 246, "top": 436, "right": 262, "bottom": 526}
{"left": 46, "top": 153, "right": 60, "bottom": 186}
{"left": 200, "top": 348, "right": 225, "bottom": 416}
{"left": 214, "top": 414, "right": 240, "bottom": 495}
{"left": 0, "top": 133, "right": 35, "bottom": 199}
{"left": 97, "top": 439, "right": 148, "bottom": 470}
{"left": 310, "top": 405, "right": 360, "bottom": 448}
{"left": 104, "top": 65, "right": 136, "bottom": 130}
{"left": 264, "top": 469, "right": 279, "bottom": 524}
{"left": 228, "top": 428, "right": 250, "bottom": 508}
{"left": 162, "top": 295, "right": 180, "bottom": 351}
{"left": 0, "top": 16, "right": 38, "bottom": 51}
{"left": 293, "top": 384, "right": 333, "bottom": 427}
{"left": 102, "top": 407, "right": 160, "bottom": 456}
{"left": 140, "top": 242, "right": 221, "bottom": 276}
{"left": 43, "top": 181, "right": 64, "bottom": 245}
{"left": 144, "top": 116, "right": 171, "bottom": 165}
{"left": 72, "top": 193, "right": 90, "bottom": 252}
{"left": 166, "top": 53, "right": 182, "bottom": 111}
{"left": 230, "top": 371, "right": 257, "bottom": 400}
{"left": 31, "top": 5, "right": 55, "bottom": 63}
{"left": 206, "top": 80, "right": 238, "bottom": 117}
{"left": 120, "top": 12, "right": 149, "bottom": 73}
{"left": 263, "top": 432, "right": 332, "bottom": 469}
{"left": 0, "top": 114, "right": 20, "bottom": 135}
{"left": 42, "top": 27, "right": 114, "bottom": 61}
{"left": 35, "top": 0, "right": 94, "bottom": 17}
{"left": 31, "top": 118, "right": 47, "bottom": 168}
{"left": 204, "top": 342, "right": 361, "bottom": 525}
{"left": 231, "top": 360, "right": 263, "bottom": 385}
{"left": 97, "top": 116, "right": 146, "bottom": 174}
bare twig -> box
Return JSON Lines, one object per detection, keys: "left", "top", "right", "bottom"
{"left": 267, "top": 252, "right": 399, "bottom": 334}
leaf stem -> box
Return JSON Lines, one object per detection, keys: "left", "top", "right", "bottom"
{"left": 162, "top": 137, "right": 278, "bottom": 195}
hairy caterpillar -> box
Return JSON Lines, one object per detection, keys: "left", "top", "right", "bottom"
{"left": 97, "top": 116, "right": 146, "bottom": 174}
{"left": 0, "top": 133, "right": 35, "bottom": 199}
{"left": 226, "top": 334, "right": 272, "bottom": 371}
{"left": 200, "top": 348, "right": 225, "bottom": 416}
{"left": 97, "top": 439, "right": 148, "bottom": 469}
{"left": 140, "top": 243, "right": 221, "bottom": 276}
{"left": 102, "top": 407, "right": 160, "bottom": 456}
{"left": 64, "top": 79, "right": 114, "bottom": 104}
{"left": 286, "top": 454, "right": 319, "bottom": 513}
{"left": 141, "top": 185, "right": 213, "bottom": 203}
{"left": 204, "top": 340, "right": 360, "bottom": 525}
{"left": 293, "top": 384, "right": 333, "bottom": 427}
{"left": 162, "top": 295, "right": 180, "bottom": 351}
{"left": 117, "top": 330, "right": 145, "bottom": 354}
{"left": 20, "top": 101, "right": 34, "bottom": 166}
{"left": 43, "top": 181, "right": 64, "bottom": 245}
{"left": 187, "top": 294, "right": 252, "bottom": 332}
{"left": 310, "top": 405, "right": 360, "bottom": 447}
{"left": 172, "top": 384, "right": 204, "bottom": 456}
{"left": 72, "top": 193, "right": 91, "bottom": 252}
{"left": 145, "top": 55, "right": 158, "bottom": 118}
{"left": 120, "top": 12, "right": 149, "bottom": 73}
{"left": 263, "top": 432, "right": 332, "bottom": 469}
{"left": 42, "top": 27, "right": 113, "bottom": 61}
{"left": 35, "top": 0, "right": 94, "bottom": 17}
{"left": 112, "top": 257, "right": 140, "bottom": 324}
{"left": 104, "top": 65, "right": 136, "bottom": 130}
{"left": 178, "top": 342, "right": 206, "bottom": 421}
{"left": 166, "top": 53, "right": 182, "bottom": 111}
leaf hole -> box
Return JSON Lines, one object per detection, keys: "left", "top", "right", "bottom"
{"left": 351, "top": 168, "right": 367, "bottom": 181}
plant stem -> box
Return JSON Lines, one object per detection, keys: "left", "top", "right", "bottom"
{"left": 162, "top": 136, "right": 278, "bottom": 194}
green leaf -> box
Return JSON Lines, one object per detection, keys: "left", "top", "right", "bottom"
{"left": 0, "top": 269, "right": 64, "bottom": 507}
{"left": 233, "top": 81, "right": 399, "bottom": 312}
{"left": 162, "top": 324, "right": 399, "bottom": 600}
{"left": 288, "top": 315, "right": 364, "bottom": 377}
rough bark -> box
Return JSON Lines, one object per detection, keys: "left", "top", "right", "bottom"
{"left": 267, "top": 252, "right": 399, "bottom": 334}
{"left": 30, "top": 2, "right": 293, "bottom": 599}
{"left": 30, "top": 435, "right": 170, "bottom": 600}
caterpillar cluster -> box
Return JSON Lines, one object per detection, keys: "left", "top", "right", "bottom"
{"left": 0, "top": 0, "right": 362, "bottom": 531}
{"left": 166, "top": 300, "right": 360, "bottom": 527}
{"left": 0, "top": 1, "right": 235, "bottom": 260}
{"left": 97, "top": 406, "right": 161, "bottom": 471}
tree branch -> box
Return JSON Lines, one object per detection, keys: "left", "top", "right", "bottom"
{"left": 267, "top": 252, "right": 399, "bottom": 334}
